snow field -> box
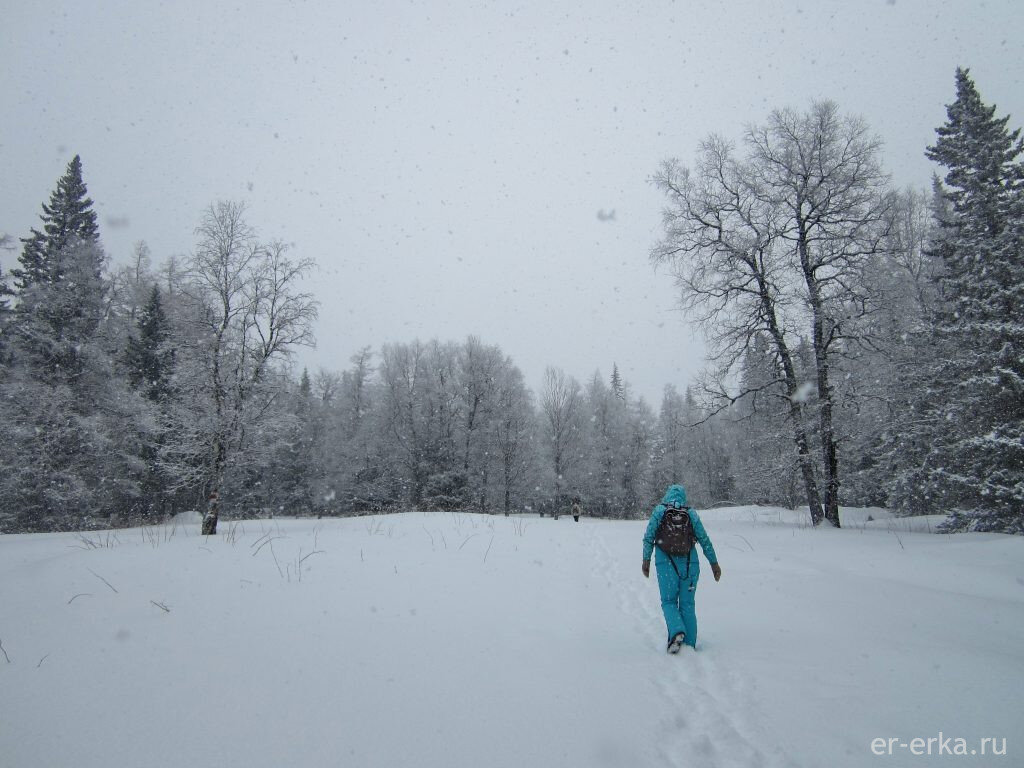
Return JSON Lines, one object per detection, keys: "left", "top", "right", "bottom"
{"left": 1, "top": 509, "right": 1021, "bottom": 768}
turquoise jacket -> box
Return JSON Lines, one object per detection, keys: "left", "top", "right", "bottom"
{"left": 642, "top": 484, "right": 718, "bottom": 565}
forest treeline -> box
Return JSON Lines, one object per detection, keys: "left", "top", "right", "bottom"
{"left": 0, "top": 69, "right": 1020, "bottom": 534}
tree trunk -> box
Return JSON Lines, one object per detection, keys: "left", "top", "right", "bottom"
{"left": 478, "top": 463, "right": 488, "bottom": 514}
{"left": 553, "top": 449, "right": 564, "bottom": 518}
{"left": 799, "top": 227, "right": 842, "bottom": 529}
{"left": 760, "top": 273, "right": 826, "bottom": 526}
{"left": 815, "top": 355, "right": 842, "bottom": 527}
{"left": 202, "top": 436, "right": 226, "bottom": 535}
{"left": 790, "top": 409, "right": 825, "bottom": 526}
{"left": 201, "top": 503, "right": 218, "bottom": 535}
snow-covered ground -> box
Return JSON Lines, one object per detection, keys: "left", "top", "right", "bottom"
{"left": 1, "top": 508, "right": 1021, "bottom": 768}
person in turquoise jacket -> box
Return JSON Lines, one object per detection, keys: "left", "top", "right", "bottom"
{"left": 642, "top": 484, "right": 721, "bottom": 653}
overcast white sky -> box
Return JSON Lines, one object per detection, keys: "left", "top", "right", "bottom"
{"left": 2, "top": 0, "right": 1022, "bottom": 403}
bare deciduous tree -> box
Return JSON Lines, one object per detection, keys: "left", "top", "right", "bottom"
{"left": 379, "top": 341, "right": 431, "bottom": 506}
{"left": 539, "top": 366, "right": 583, "bottom": 514}
{"left": 186, "top": 201, "right": 318, "bottom": 534}
{"left": 652, "top": 138, "right": 826, "bottom": 523}
{"left": 494, "top": 363, "right": 534, "bottom": 515}
{"left": 458, "top": 336, "right": 502, "bottom": 511}
{"left": 747, "top": 102, "right": 894, "bottom": 526}
{"left": 653, "top": 102, "right": 894, "bottom": 526}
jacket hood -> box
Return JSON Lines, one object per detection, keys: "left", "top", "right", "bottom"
{"left": 661, "top": 484, "right": 688, "bottom": 508}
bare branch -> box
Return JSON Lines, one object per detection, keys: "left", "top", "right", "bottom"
{"left": 87, "top": 568, "right": 118, "bottom": 593}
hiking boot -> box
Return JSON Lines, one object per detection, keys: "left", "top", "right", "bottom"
{"left": 667, "top": 633, "right": 685, "bottom": 654}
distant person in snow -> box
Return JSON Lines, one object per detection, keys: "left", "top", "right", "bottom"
{"left": 571, "top": 497, "right": 582, "bottom": 522}
{"left": 642, "top": 484, "right": 721, "bottom": 653}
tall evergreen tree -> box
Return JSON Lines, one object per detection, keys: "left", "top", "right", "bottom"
{"left": 10, "top": 155, "right": 106, "bottom": 380}
{"left": 0, "top": 156, "right": 146, "bottom": 530}
{"left": 12, "top": 155, "right": 99, "bottom": 294}
{"left": 610, "top": 363, "right": 625, "bottom": 401}
{"left": 12, "top": 230, "right": 48, "bottom": 294}
{"left": 0, "top": 236, "right": 13, "bottom": 313}
{"left": 0, "top": 259, "right": 13, "bottom": 361}
{"left": 0, "top": 273, "right": 10, "bottom": 317}
{"left": 126, "top": 284, "right": 175, "bottom": 402}
{"left": 123, "top": 284, "right": 179, "bottom": 519}
{"left": 922, "top": 68, "right": 1024, "bottom": 532}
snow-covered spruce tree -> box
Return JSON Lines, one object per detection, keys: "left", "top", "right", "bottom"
{"left": 0, "top": 239, "right": 13, "bottom": 362}
{"left": 10, "top": 155, "right": 106, "bottom": 380}
{"left": 0, "top": 233, "right": 13, "bottom": 303}
{"left": 0, "top": 156, "right": 144, "bottom": 530}
{"left": 10, "top": 156, "right": 100, "bottom": 298}
{"left": 610, "top": 363, "right": 625, "bottom": 401}
{"left": 125, "top": 284, "right": 175, "bottom": 402}
{"left": 124, "top": 283, "right": 179, "bottom": 518}
{"left": 920, "top": 68, "right": 1024, "bottom": 532}
{"left": 0, "top": 239, "right": 15, "bottom": 530}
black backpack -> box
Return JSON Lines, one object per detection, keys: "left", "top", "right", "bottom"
{"left": 654, "top": 503, "right": 694, "bottom": 556}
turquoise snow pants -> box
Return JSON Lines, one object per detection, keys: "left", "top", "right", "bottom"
{"left": 655, "top": 550, "right": 699, "bottom": 648}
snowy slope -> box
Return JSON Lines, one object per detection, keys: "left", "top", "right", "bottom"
{"left": 1, "top": 510, "right": 1021, "bottom": 768}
